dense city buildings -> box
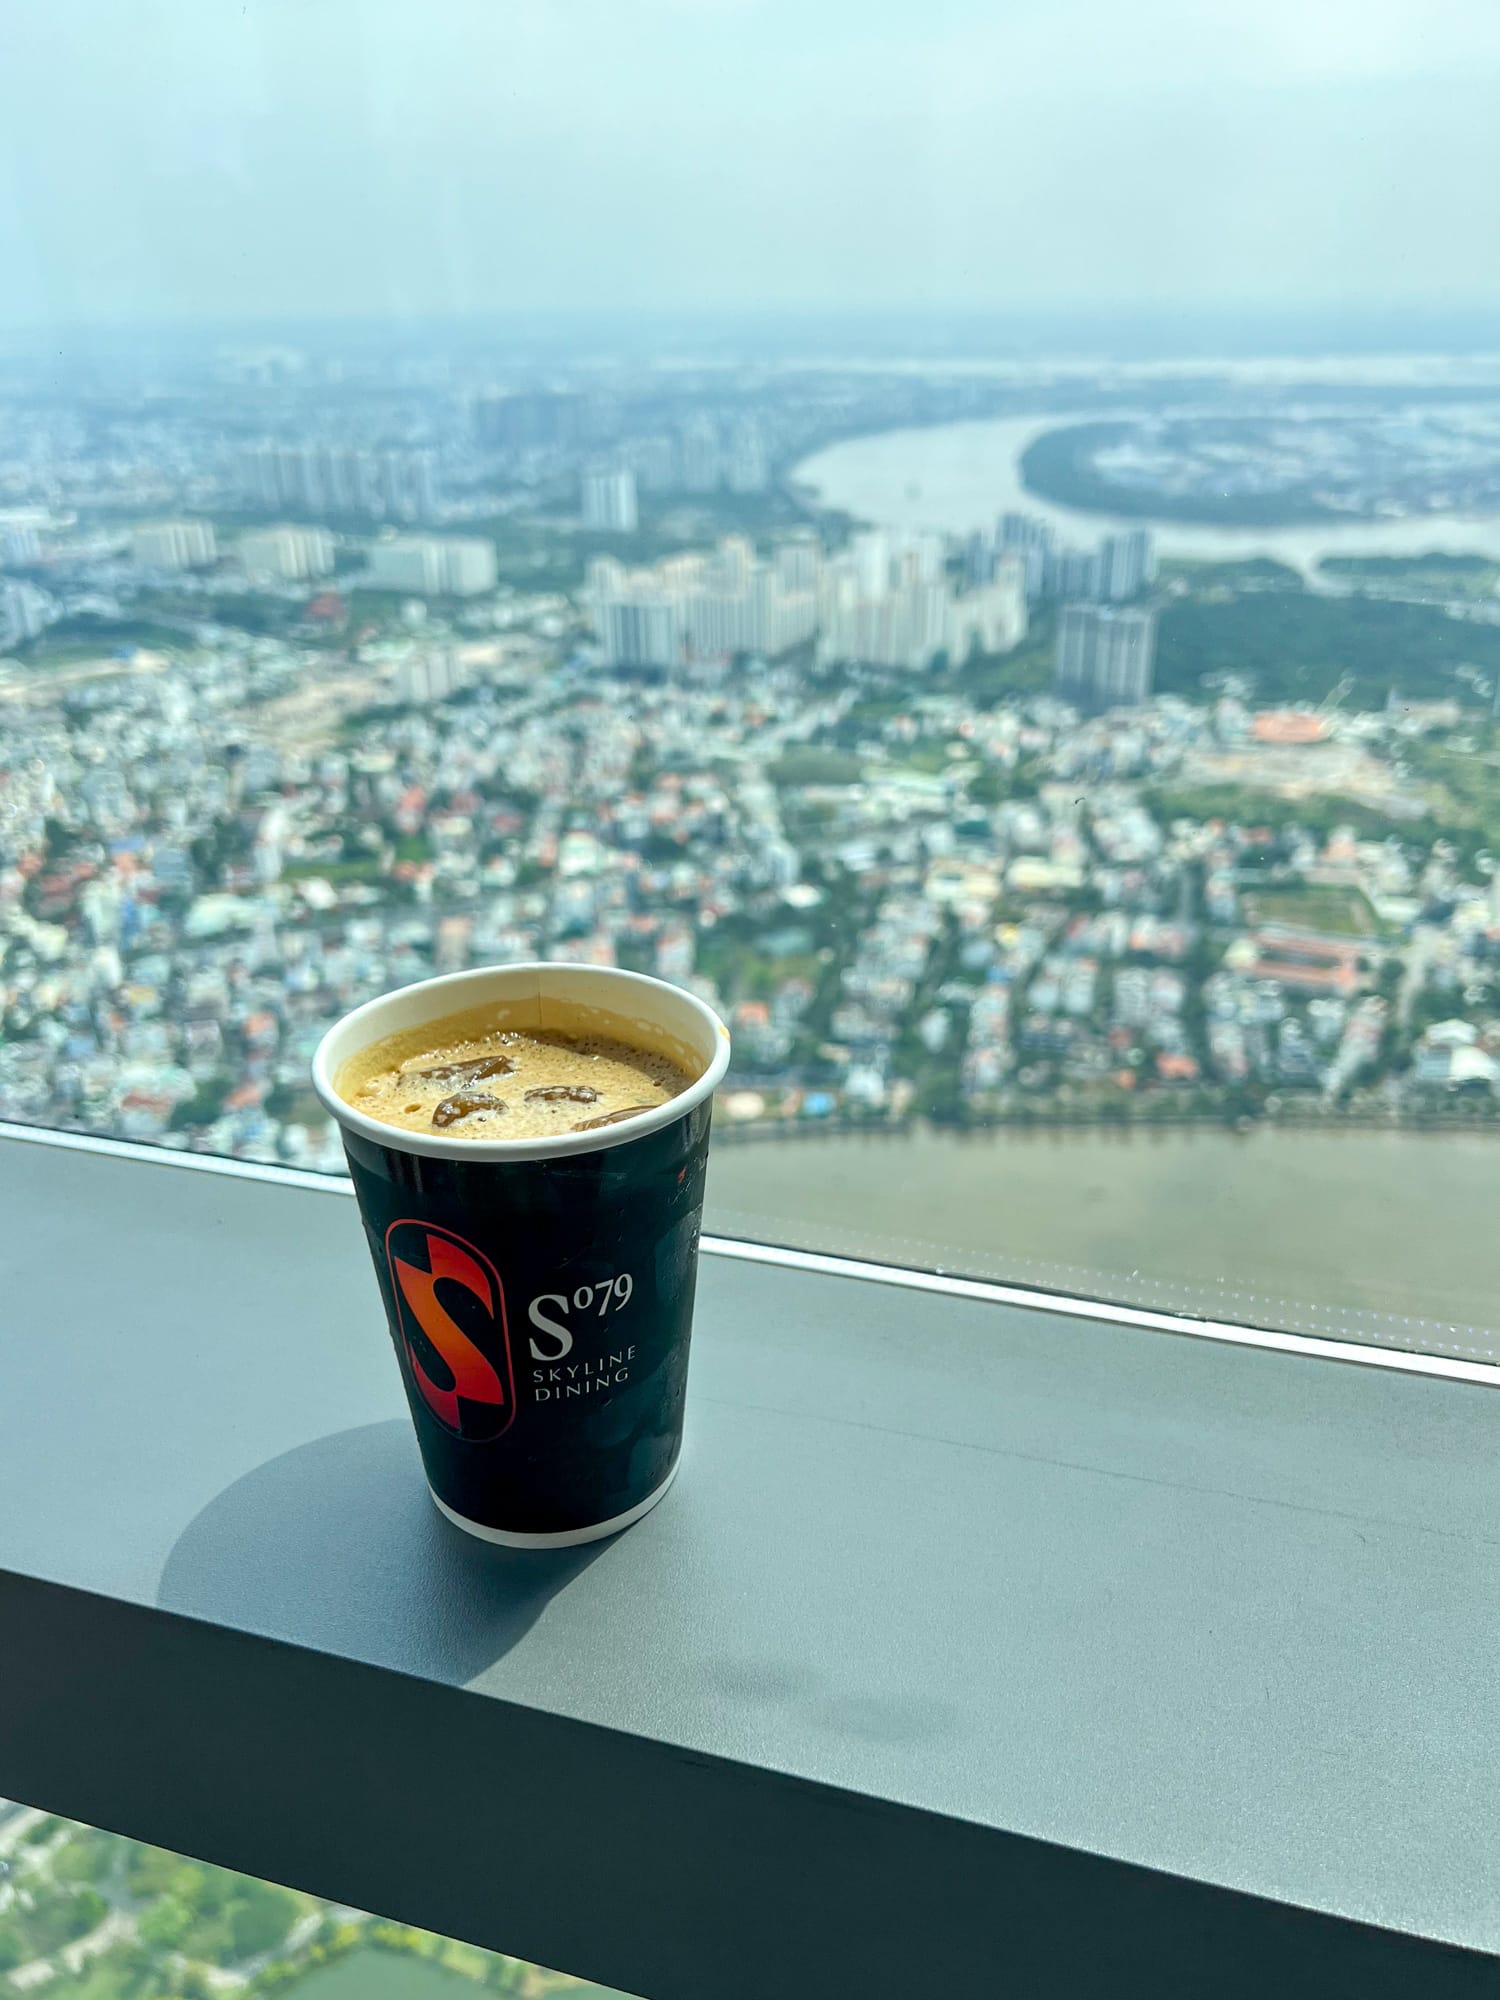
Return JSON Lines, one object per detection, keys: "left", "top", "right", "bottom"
{"left": 587, "top": 528, "right": 1026, "bottom": 674}
{"left": 818, "top": 532, "right": 1028, "bottom": 670}
{"left": 588, "top": 535, "right": 820, "bottom": 667}
{"left": 238, "top": 442, "right": 439, "bottom": 523}
{"left": 474, "top": 389, "right": 588, "bottom": 452}
{"left": 997, "top": 515, "right": 1156, "bottom": 602}
{"left": 1, "top": 339, "right": 1498, "bottom": 1176}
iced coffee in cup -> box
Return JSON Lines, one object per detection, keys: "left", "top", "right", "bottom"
{"left": 312, "top": 964, "right": 731, "bottom": 1547}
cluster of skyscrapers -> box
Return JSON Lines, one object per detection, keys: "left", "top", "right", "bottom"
{"left": 819, "top": 531, "right": 1028, "bottom": 671}
{"left": 237, "top": 441, "right": 439, "bottom": 523}
{"left": 587, "top": 535, "right": 821, "bottom": 669}
{"left": 115, "top": 513, "right": 1156, "bottom": 709}
{"left": 475, "top": 390, "right": 771, "bottom": 497}
{"left": 587, "top": 527, "right": 1028, "bottom": 674}
{"left": 589, "top": 419, "right": 770, "bottom": 498}
{"left": 965, "top": 514, "right": 1163, "bottom": 710}
{"left": 473, "top": 389, "right": 593, "bottom": 451}
{"left": 609, "top": 418, "right": 772, "bottom": 497}
{"left": 991, "top": 514, "right": 1156, "bottom": 604}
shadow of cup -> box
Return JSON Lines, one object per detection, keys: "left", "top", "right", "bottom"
{"left": 158, "top": 1420, "right": 606, "bottom": 1685}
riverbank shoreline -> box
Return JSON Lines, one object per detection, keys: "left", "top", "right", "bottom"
{"left": 713, "top": 1107, "right": 1500, "bottom": 1145}
{"left": 790, "top": 415, "right": 1500, "bottom": 569}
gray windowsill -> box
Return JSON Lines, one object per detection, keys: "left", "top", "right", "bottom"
{"left": 0, "top": 1127, "right": 1496, "bottom": 1999}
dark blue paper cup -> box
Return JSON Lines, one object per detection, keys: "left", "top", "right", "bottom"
{"left": 313, "top": 963, "right": 731, "bottom": 1547}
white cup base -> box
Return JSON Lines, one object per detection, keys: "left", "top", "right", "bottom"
{"left": 427, "top": 1457, "right": 680, "bottom": 1548}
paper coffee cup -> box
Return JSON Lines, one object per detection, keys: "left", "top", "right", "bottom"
{"left": 312, "top": 963, "right": 731, "bottom": 1547}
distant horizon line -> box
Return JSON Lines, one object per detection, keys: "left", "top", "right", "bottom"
{"left": 4, "top": 301, "right": 1500, "bottom": 357}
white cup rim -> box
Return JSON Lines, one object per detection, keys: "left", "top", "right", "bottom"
{"left": 312, "top": 961, "right": 731, "bottom": 1162}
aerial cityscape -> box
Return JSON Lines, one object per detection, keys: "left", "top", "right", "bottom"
{"left": 2, "top": 337, "right": 1500, "bottom": 1179}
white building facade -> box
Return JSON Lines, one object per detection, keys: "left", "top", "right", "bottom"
{"left": 132, "top": 520, "right": 217, "bottom": 571}
{"left": 368, "top": 535, "right": 497, "bottom": 597}
{"left": 581, "top": 465, "right": 639, "bottom": 533}
{"left": 1054, "top": 603, "right": 1157, "bottom": 708}
{"left": 238, "top": 525, "right": 336, "bottom": 582}
{"left": 587, "top": 537, "right": 818, "bottom": 669}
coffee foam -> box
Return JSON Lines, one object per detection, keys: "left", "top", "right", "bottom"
{"left": 337, "top": 994, "right": 702, "bottom": 1143}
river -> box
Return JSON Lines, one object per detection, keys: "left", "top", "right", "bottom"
{"left": 778, "top": 413, "right": 1500, "bottom": 1363}
{"left": 705, "top": 1125, "right": 1500, "bottom": 1363}
{"left": 792, "top": 414, "right": 1500, "bottom": 573}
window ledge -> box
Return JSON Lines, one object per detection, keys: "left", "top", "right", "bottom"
{"left": 0, "top": 1127, "right": 1496, "bottom": 1998}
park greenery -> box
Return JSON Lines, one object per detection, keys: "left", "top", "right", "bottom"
{"left": 1239, "top": 884, "right": 1383, "bottom": 938}
{"left": 1147, "top": 717, "right": 1500, "bottom": 868}
{"left": 1147, "top": 782, "right": 1429, "bottom": 846}
{"left": 1155, "top": 586, "right": 1500, "bottom": 708}
{"left": 767, "top": 746, "right": 864, "bottom": 788}
{"left": 125, "top": 1844, "right": 301, "bottom": 1963}
{"left": 1158, "top": 557, "right": 1302, "bottom": 590}
{"left": 1319, "top": 552, "right": 1500, "bottom": 598}
{"left": 0, "top": 1879, "right": 108, "bottom": 1969}
{"left": 11, "top": 617, "right": 190, "bottom": 668}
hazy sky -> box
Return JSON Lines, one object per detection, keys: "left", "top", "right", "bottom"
{"left": 4, "top": 0, "right": 1500, "bottom": 329}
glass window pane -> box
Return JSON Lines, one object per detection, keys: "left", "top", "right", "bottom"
{"left": 3, "top": 3, "right": 1499, "bottom": 1361}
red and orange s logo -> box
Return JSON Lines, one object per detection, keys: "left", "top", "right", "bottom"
{"left": 384, "top": 1221, "right": 514, "bottom": 1440}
